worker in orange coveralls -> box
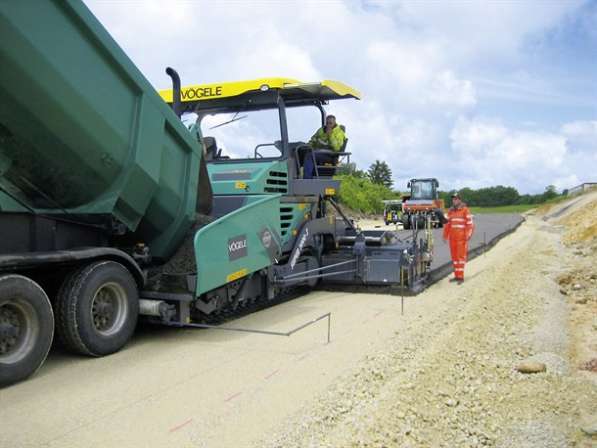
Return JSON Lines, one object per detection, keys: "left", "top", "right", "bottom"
{"left": 443, "top": 193, "right": 474, "bottom": 284}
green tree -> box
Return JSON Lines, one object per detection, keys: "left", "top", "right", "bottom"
{"left": 444, "top": 184, "right": 561, "bottom": 207}
{"left": 476, "top": 185, "right": 519, "bottom": 206}
{"left": 439, "top": 190, "right": 455, "bottom": 207}
{"left": 336, "top": 174, "right": 394, "bottom": 214}
{"left": 339, "top": 162, "right": 366, "bottom": 178}
{"left": 457, "top": 187, "right": 476, "bottom": 205}
{"left": 367, "top": 160, "right": 393, "bottom": 188}
{"left": 542, "top": 185, "right": 558, "bottom": 201}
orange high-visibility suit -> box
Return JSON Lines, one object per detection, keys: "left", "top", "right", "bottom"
{"left": 442, "top": 205, "right": 474, "bottom": 280}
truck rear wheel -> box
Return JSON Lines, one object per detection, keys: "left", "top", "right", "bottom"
{"left": 56, "top": 261, "right": 139, "bottom": 357}
{"left": 0, "top": 275, "right": 54, "bottom": 387}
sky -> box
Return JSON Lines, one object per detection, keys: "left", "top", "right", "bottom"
{"left": 84, "top": 0, "right": 597, "bottom": 194}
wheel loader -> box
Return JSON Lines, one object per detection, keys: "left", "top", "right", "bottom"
{"left": 0, "top": 0, "right": 433, "bottom": 387}
{"left": 401, "top": 178, "right": 445, "bottom": 229}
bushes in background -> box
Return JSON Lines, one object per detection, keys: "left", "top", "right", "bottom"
{"left": 336, "top": 174, "right": 399, "bottom": 214}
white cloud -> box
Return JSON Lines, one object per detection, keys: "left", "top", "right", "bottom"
{"left": 448, "top": 117, "right": 597, "bottom": 192}
{"left": 450, "top": 119, "right": 508, "bottom": 156}
{"left": 426, "top": 71, "right": 476, "bottom": 107}
{"left": 558, "top": 120, "right": 597, "bottom": 187}
{"left": 377, "top": 1, "right": 582, "bottom": 62}
{"left": 553, "top": 174, "right": 581, "bottom": 192}
{"left": 561, "top": 120, "right": 597, "bottom": 153}
{"left": 365, "top": 41, "right": 475, "bottom": 110}
{"left": 366, "top": 40, "right": 438, "bottom": 88}
{"left": 83, "top": 0, "right": 589, "bottom": 193}
{"left": 561, "top": 120, "right": 597, "bottom": 136}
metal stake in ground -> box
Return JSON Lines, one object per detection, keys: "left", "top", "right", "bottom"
{"left": 401, "top": 267, "right": 405, "bottom": 316}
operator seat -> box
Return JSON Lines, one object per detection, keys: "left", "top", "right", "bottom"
{"left": 315, "top": 125, "right": 350, "bottom": 177}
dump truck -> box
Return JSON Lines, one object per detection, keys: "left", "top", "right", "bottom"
{"left": 0, "top": 0, "right": 433, "bottom": 387}
{"left": 401, "top": 178, "right": 445, "bottom": 229}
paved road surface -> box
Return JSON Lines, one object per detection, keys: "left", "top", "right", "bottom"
{"left": 427, "top": 213, "right": 524, "bottom": 280}
{"left": 365, "top": 213, "right": 524, "bottom": 282}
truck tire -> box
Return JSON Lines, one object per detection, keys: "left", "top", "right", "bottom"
{"left": 0, "top": 275, "right": 54, "bottom": 387}
{"left": 55, "top": 261, "right": 139, "bottom": 357}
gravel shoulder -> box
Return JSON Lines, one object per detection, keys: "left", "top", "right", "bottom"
{"left": 259, "top": 213, "right": 597, "bottom": 448}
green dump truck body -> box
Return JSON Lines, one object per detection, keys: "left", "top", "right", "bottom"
{"left": 0, "top": 0, "right": 202, "bottom": 259}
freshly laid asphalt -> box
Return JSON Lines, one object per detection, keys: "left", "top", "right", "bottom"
{"left": 389, "top": 213, "right": 525, "bottom": 284}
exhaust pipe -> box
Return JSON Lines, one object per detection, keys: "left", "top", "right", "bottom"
{"left": 166, "top": 67, "right": 182, "bottom": 118}
{"left": 165, "top": 67, "right": 213, "bottom": 215}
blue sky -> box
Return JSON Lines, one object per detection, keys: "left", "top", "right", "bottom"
{"left": 85, "top": 0, "right": 597, "bottom": 194}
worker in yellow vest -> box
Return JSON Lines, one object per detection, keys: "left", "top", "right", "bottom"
{"left": 303, "top": 115, "right": 345, "bottom": 179}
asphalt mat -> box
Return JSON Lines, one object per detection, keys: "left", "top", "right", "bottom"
{"left": 320, "top": 213, "right": 524, "bottom": 295}
{"left": 401, "top": 213, "right": 525, "bottom": 284}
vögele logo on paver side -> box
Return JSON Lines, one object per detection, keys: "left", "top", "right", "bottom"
{"left": 228, "top": 234, "right": 247, "bottom": 260}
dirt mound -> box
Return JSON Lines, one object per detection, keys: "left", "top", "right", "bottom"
{"left": 556, "top": 195, "right": 597, "bottom": 245}
{"left": 554, "top": 204, "right": 597, "bottom": 391}
{"left": 260, "top": 217, "right": 597, "bottom": 448}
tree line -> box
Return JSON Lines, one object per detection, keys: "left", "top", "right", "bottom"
{"left": 337, "top": 160, "right": 396, "bottom": 214}
{"left": 438, "top": 185, "right": 561, "bottom": 207}
{"left": 338, "top": 159, "right": 564, "bottom": 212}
{"left": 343, "top": 160, "right": 394, "bottom": 188}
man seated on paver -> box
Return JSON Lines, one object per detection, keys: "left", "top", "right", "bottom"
{"left": 303, "top": 115, "right": 346, "bottom": 179}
